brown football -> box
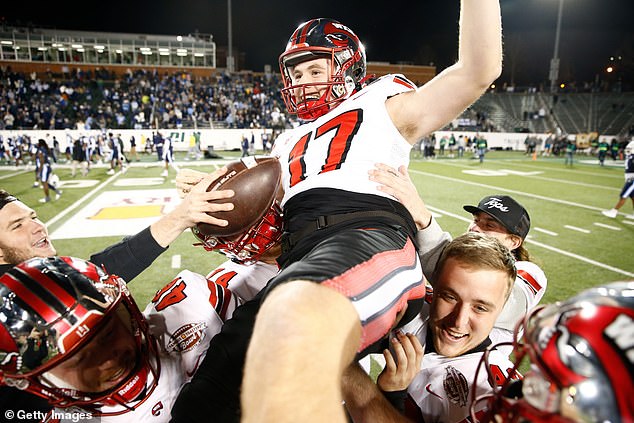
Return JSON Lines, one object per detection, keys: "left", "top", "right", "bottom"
{"left": 196, "top": 156, "right": 282, "bottom": 237}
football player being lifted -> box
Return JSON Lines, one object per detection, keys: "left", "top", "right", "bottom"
{"left": 172, "top": 1, "right": 503, "bottom": 422}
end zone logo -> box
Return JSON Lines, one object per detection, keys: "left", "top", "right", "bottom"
{"left": 167, "top": 322, "right": 207, "bottom": 353}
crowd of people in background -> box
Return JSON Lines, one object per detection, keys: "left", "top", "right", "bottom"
{"left": 0, "top": 66, "right": 292, "bottom": 132}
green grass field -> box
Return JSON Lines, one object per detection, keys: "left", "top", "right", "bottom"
{"left": 2, "top": 149, "right": 632, "bottom": 309}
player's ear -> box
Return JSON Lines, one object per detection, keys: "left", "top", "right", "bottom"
{"left": 507, "top": 234, "right": 522, "bottom": 251}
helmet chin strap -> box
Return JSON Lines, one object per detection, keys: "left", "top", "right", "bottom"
{"left": 297, "top": 99, "right": 330, "bottom": 121}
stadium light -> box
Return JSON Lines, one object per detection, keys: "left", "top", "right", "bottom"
{"left": 227, "top": 0, "right": 234, "bottom": 72}
{"left": 548, "top": 0, "right": 564, "bottom": 94}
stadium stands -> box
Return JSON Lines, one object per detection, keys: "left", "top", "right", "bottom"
{"left": 466, "top": 91, "right": 634, "bottom": 136}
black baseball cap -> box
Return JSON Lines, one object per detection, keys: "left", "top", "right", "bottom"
{"left": 463, "top": 195, "right": 531, "bottom": 239}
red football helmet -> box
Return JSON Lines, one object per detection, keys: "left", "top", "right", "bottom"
{"left": 279, "top": 18, "right": 367, "bottom": 121}
{"left": 0, "top": 256, "right": 160, "bottom": 415}
{"left": 193, "top": 200, "right": 284, "bottom": 265}
{"left": 472, "top": 281, "right": 634, "bottom": 423}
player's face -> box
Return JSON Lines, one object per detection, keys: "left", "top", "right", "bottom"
{"left": 289, "top": 58, "right": 331, "bottom": 103}
{"left": 49, "top": 308, "right": 137, "bottom": 393}
{"left": 467, "top": 212, "right": 518, "bottom": 251}
{"left": 430, "top": 258, "right": 509, "bottom": 357}
{"left": 0, "top": 201, "right": 56, "bottom": 265}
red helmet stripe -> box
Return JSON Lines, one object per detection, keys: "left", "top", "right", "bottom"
{"left": 19, "top": 264, "right": 80, "bottom": 310}
{"left": 1, "top": 273, "right": 65, "bottom": 325}
{"left": 295, "top": 19, "right": 316, "bottom": 45}
{"left": 567, "top": 308, "right": 634, "bottom": 419}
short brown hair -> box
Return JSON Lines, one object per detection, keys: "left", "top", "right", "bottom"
{"left": 433, "top": 232, "right": 516, "bottom": 301}
{"left": 0, "top": 190, "right": 18, "bottom": 210}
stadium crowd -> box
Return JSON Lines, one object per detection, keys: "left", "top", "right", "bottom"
{"left": 0, "top": 66, "right": 291, "bottom": 132}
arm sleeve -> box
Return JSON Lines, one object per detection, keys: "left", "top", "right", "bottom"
{"left": 90, "top": 226, "right": 167, "bottom": 282}
{"left": 380, "top": 389, "right": 408, "bottom": 413}
{"left": 414, "top": 218, "right": 452, "bottom": 281}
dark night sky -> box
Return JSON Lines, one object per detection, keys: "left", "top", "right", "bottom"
{"left": 3, "top": 0, "right": 633, "bottom": 86}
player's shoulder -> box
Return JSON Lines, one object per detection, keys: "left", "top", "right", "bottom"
{"left": 515, "top": 261, "right": 548, "bottom": 293}
{"left": 363, "top": 73, "right": 417, "bottom": 92}
{"left": 147, "top": 269, "right": 212, "bottom": 311}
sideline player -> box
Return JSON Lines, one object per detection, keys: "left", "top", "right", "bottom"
{"left": 171, "top": 1, "right": 503, "bottom": 421}
{"left": 602, "top": 140, "right": 634, "bottom": 219}
{"left": 35, "top": 139, "right": 62, "bottom": 203}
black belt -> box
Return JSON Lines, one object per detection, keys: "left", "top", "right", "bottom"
{"left": 281, "top": 210, "right": 409, "bottom": 253}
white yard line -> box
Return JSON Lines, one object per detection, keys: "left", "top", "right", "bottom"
{"left": 503, "top": 160, "right": 626, "bottom": 177}
{"left": 526, "top": 239, "right": 634, "bottom": 278}
{"left": 420, "top": 160, "right": 620, "bottom": 190}
{"left": 506, "top": 174, "right": 618, "bottom": 191}
{"left": 533, "top": 227, "right": 559, "bottom": 236}
{"left": 0, "top": 169, "right": 30, "bottom": 179}
{"left": 564, "top": 225, "right": 591, "bottom": 234}
{"left": 410, "top": 169, "right": 610, "bottom": 212}
{"left": 427, "top": 205, "right": 633, "bottom": 277}
{"left": 593, "top": 222, "right": 621, "bottom": 231}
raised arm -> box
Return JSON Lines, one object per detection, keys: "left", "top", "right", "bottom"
{"left": 387, "top": 0, "right": 503, "bottom": 143}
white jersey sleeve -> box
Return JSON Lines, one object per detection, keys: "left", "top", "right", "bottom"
{"left": 143, "top": 269, "right": 243, "bottom": 376}
{"left": 271, "top": 74, "right": 416, "bottom": 207}
{"left": 493, "top": 261, "right": 547, "bottom": 339}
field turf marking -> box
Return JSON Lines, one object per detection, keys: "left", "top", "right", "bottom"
{"left": 410, "top": 169, "right": 611, "bottom": 212}
{"left": 564, "top": 225, "right": 591, "bottom": 234}
{"left": 593, "top": 222, "right": 621, "bottom": 231}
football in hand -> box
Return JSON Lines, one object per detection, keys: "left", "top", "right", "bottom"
{"left": 196, "top": 156, "right": 282, "bottom": 238}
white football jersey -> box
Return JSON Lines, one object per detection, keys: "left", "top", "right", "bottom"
{"left": 399, "top": 302, "right": 516, "bottom": 423}
{"left": 205, "top": 259, "right": 279, "bottom": 302}
{"left": 490, "top": 260, "right": 548, "bottom": 353}
{"left": 271, "top": 74, "right": 416, "bottom": 206}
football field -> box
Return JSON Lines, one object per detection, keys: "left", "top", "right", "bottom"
{"left": 2, "top": 149, "right": 632, "bottom": 308}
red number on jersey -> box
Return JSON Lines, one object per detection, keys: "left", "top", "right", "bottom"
{"left": 487, "top": 364, "right": 520, "bottom": 388}
{"left": 288, "top": 109, "right": 363, "bottom": 187}
{"left": 207, "top": 268, "right": 238, "bottom": 289}
{"left": 152, "top": 277, "right": 187, "bottom": 311}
